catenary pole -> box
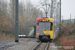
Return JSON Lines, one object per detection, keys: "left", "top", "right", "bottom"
{"left": 50, "top": 0, "right": 53, "bottom": 18}
{"left": 15, "top": 0, "right": 19, "bottom": 42}
{"left": 59, "top": 0, "right": 61, "bottom": 34}
{"left": 70, "top": 14, "right": 71, "bottom": 24}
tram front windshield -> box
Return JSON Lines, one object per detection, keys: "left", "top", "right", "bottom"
{"left": 37, "top": 22, "right": 52, "bottom": 31}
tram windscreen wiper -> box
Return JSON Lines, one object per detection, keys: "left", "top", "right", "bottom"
{"left": 44, "top": 26, "right": 49, "bottom": 31}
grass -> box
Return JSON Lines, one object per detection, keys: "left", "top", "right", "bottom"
{"left": 54, "top": 24, "right": 75, "bottom": 50}
{"left": 0, "top": 33, "right": 28, "bottom": 42}
{"left": 0, "top": 33, "right": 15, "bottom": 42}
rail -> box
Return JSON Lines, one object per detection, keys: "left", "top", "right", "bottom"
{"left": 32, "top": 42, "right": 50, "bottom": 50}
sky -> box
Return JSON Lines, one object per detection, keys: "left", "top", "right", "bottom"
{"left": 30, "top": 0, "right": 75, "bottom": 20}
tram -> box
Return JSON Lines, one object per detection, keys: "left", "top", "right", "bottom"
{"left": 36, "top": 18, "right": 54, "bottom": 41}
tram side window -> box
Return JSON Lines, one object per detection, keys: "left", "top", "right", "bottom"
{"left": 37, "top": 22, "right": 39, "bottom": 25}
{"left": 50, "top": 22, "right": 53, "bottom": 30}
{"left": 37, "top": 22, "right": 39, "bottom": 30}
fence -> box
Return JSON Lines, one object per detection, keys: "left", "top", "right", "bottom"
{"left": 62, "top": 19, "right": 75, "bottom": 26}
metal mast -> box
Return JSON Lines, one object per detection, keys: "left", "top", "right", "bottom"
{"left": 15, "top": 0, "right": 19, "bottom": 42}
{"left": 45, "top": 0, "right": 48, "bottom": 18}
{"left": 50, "top": 0, "right": 53, "bottom": 18}
{"left": 59, "top": 0, "right": 61, "bottom": 32}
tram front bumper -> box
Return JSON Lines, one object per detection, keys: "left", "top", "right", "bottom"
{"left": 39, "top": 35, "right": 50, "bottom": 41}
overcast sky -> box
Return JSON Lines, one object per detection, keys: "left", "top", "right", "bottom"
{"left": 30, "top": 0, "right": 75, "bottom": 20}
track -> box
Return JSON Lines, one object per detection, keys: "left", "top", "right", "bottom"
{"left": 32, "top": 42, "right": 50, "bottom": 50}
